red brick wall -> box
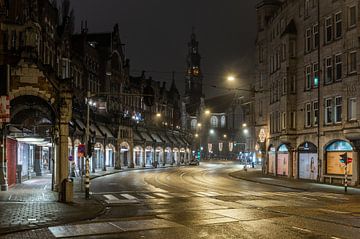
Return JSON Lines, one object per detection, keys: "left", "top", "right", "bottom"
{"left": 7, "top": 138, "right": 17, "bottom": 187}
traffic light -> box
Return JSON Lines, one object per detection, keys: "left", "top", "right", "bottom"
{"left": 339, "top": 152, "right": 347, "bottom": 164}
{"left": 87, "top": 140, "right": 94, "bottom": 157}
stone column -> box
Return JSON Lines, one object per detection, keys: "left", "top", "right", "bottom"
{"left": 115, "top": 144, "right": 121, "bottom": 169}
{"left": 56, "top": 83, "right": 72, "bottom": 202}
{"left": 34, "top": 146, "right": 42, "bottom": 176}
{"left": 129, "top": 144, "right": 134, "bottom": 168}
{"left": 142, "top": 145, "right": 146, "bottom": 167}
{"left": 288, "top": 151, "right": 293, "bottom": 179}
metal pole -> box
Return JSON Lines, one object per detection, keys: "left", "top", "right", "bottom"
{"left": 0, "top": 124, "right": 8, "bottom": 191}
{"left": 344, "top": 162, "right": 348, "bottom": 193}
{"left": 85, "top": 91, "right": 91, "bottom": 199}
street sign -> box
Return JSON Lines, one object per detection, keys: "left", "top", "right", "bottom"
{"left": 78, "top": 144, "right": 85, "bottom": 158}
{"left": 348, "top": 158, "right": 353, "bottom": 163}
{"left": 0, "top": 96, "right": 10, "bottom": 123}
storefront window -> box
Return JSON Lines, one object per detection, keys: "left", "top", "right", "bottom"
{"left": 326, "top": 140, "right": 352, "bottom": 175}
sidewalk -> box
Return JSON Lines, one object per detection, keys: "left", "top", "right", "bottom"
{"left": 0, "top": 174, "right": 104, "bottom": 235}
{"left": 0, "top": 164, "right": 178, "bottom": 235}
{"left": 230, "top": 167, "right": 360, "bottom": 195}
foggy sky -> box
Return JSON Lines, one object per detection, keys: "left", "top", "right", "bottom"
{"left": 70, "top": 0, "right": 257, "bottom": 98}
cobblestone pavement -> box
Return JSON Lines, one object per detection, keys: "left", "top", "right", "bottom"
{"left": 0, "top": 175, "right": 104, "bottom": 235}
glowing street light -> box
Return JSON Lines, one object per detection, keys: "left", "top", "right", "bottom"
{"left": 243, "top": 128, "right": 249, "bottom": 135}
{"left": 156, "top": 113, "right": 161, "bottom": 118}
{"left": 197, "top": 123, "right": 202, "bottom": 127}
{"left": 227, "top": 75, "right": 235, "bottom": 81}
{"left": 205, "top": 110, "right": 210, "bottom": 115}
{"left": 242, "top": 123, "right": 247, "bottom": 128}
{"left": 210, "top": 129, "right": 215, "bottom": 134}
{"left": 223, "top": 134, "right": 227, "bottom": 138}
{"left": 195, "top": 133, "right": 199, "bottom": 138}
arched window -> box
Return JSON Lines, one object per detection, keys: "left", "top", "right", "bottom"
{"left": 221, "top": 116, "right": 226, "bottom": 128}
{"left": 191, "top": 119, "right": 197, "bottom": 130}
{"left": 210, "top": 116, "right": 218, "bottom": 128}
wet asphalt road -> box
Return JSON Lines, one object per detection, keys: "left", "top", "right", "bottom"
{"left": 50, "top": 161, "right": 360, "bottom": 238}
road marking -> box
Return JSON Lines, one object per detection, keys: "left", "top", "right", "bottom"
{"left": 121, "top": 194, "right": 138, "bottom": 200}
{"left": 292, "top": 226, "right": 312, "bottom": 233}
{"left": 139, "top": 193, "right": 155, "bottom": 199}
{"left": 331, "top": 236, "right": 342, "bottom": 239}
{"left": 104, "top": 194, "right": 119, "bottom": 201}
{"left": 154, "top": 193, "right": 173, "bottom": 198}
{"left": 318, "top": 209, "right": 350, "bottom": 214}
{"left": 196, "top": 191, "right": 220, "bottom": 197}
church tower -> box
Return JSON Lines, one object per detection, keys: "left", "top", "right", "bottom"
{"left": 184, "top": 29, "right": 203, "bottom": 115}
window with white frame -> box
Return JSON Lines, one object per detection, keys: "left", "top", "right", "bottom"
{"left": 281, "top": 112, "right": 286, "bottom": 130}
{"left": 313, "top": 101, "right": 318, "bottom": 126}
{"left": 325, "top": 57, "right": 333, "bottom": 84}
{"left": 190, "top": 119, "right": 197, "bottom": 130}
{"left": 313, "top": 62, "right": 319, "bottom": 87}
{"left": 210, "top": 116, "right": 218, "bottom": 128}
{"left": 305, "top": 65, "right": 312, "bottom": 90}
{"left": 335, "top": 54, "right": 342, "bottom": 81}
{"left": 349, "top": 51, "right": 357, "bottom": 73}
{"left": 306, "top": 28, "right": 312, "bottom": 52}
{"left": 305, "top": 103, "right": 311, "bottom": 127}
{"left": 335, "top": 12, "right": 342, "bottom": 38}
{"left": 325, "top": 17, "right": 333, "bottom": 43}
{"left": 220, "top": 116, "right": 226, "bottom": 128}
{"left": 325, "top": 98, "right": 333, "bottom": 124}
{"left": 313, "top": 24, "right": 319, "bottom": 49}
{"left": 335, "top": 96, "right": 342, "bottom": 123}
{"left": 348, "top": 98, "right": 357, "bottom": 121}
{"left": 349, "top": 5, "right": 357, "bottom": 28}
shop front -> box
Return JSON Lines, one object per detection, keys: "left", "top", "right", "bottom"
{"left": 120, "top": 142, "right": 130, "bottom": 167}
{"left": 325, "top": 140, "right": 353, "bottom": 184}
{"left": 298, "top": 142, "right": 318, "bottom": 180}
{"left": 133, "top": 146, "right": 143, "bottom": 167}
{"left": 268, "top": 145, "right": 276, "bottom": 175}
{"left": 277, "top": 144, "right": 290, "bottom": 176}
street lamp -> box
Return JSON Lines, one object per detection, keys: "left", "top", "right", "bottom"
{"left": 227, "top": 75, "right": 235, "bottom": 82}
{"left": 205, "top": 109, "right": 210, "bottom": 115}
{"left": 156, "top": 113, "right": 161, "bottom": 118}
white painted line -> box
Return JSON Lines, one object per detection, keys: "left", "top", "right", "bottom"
{"left": 121, "top": 194, "right": 138, "bottom": 200}
{"left": 139, "top": 193, "right": 155, "bottom": 199}
{"left": 154, "top": 193, "right": 173, "bottom": 198}
{"left": 292, "top": 226, "right": 311, "bottom": 233}
{"left": 318, "top": 209, "right": 350, "bottom": 214}
{"left": 104, "top": 194, "right": 119, "bottom": 201}
{"left": 331, "top": 236, "right": 342, "bottom": 239}
{"left": 301, "top": 196, "right": 318, "bottom": 201}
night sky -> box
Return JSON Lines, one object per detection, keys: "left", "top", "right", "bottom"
{"left": 71, "top": 0, "right": 257, "bottom": 98}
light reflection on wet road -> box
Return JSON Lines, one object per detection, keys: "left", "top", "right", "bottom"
{"left": 50, "top": 161, "right": 360, "bottom": 238}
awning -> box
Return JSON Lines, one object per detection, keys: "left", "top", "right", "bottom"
{"left": 98, "top": 125, "right": 114, "bottom": 138}
{"left": 140, "top": 132, "right": 154, "bottom": 143}
{"left": 133, "top": 131, "right": 143, "bottom": 142}
{"left": 167, "top": 134, "right": 181, "bottom": 145}
{"left": 150, "top": 133, "right": 162, "bottom": 143}
{"left": 158, "top": 132, "right": 172, "bottom": 144}
{"left": 90, "top": 124, "right": 104, "bottom": 138}
{"left": 75, "top": 119, "right": 86, "bottom": 131}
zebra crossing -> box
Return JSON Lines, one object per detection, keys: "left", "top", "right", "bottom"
{"left": 99, "top": 190, "right": 350, "bottom": 205}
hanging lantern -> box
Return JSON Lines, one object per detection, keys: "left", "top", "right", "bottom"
{"left": 219, "top": 142, "right": 223, "bottom": 152}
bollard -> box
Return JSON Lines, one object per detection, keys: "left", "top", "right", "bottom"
{"left": 85, "top": 157, "right": 90, "bottom": 199}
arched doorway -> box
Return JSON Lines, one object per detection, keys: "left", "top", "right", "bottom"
{"left": 277, "top": 144, "right": 290, "bottom": 176}
{"left": 155, "top": 147, "right": 164, "bottom": 166}
{"left": 325, "top": 140, "right": 353, "bottom": 176}
{"left": 165, "top": 147, "right": 172, "bottom": 165}
{"left": 298, "top": 142, "right": 318, "bottom": 180}
{"left": 145, "top": 146, "right": 154, "bottom": 166}
{"left": 133, "top": 146, "right": 143, "bottom": 167}
{"left": 180, "top": 148, "right": 186, "bottom": 164}
{"left": 93, "top": 142, "right": 104, "bottom": 172}
{"left": 10, "top": 95, "right": 56, "bottom": 186}
{"left": 120, "top": 142, "right": 130, "bottom": 167}
{"left": 73, "top": 139, "right": 82, "bottom": 176}
{"left": 267, "top": 145, "right": 276, "bottom": 174}
{"left": 106, "top": 144, "right": 116, "bottom": 168}
{"left": 173, "top": 148, "right": 180, "bottom": 165}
